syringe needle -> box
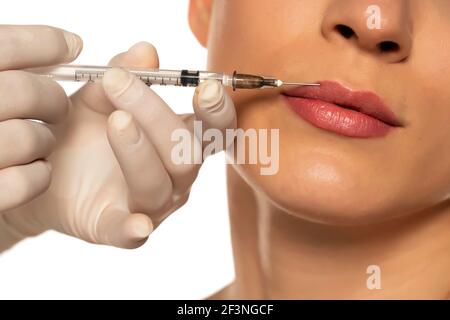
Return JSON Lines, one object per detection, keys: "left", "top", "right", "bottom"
{"left": 281, "top": 82, "right": 320, "bottom": 87}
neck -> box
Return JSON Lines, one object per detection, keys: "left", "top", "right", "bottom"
{"left": 225, "top": 166, "right": 450, "bottom": 299}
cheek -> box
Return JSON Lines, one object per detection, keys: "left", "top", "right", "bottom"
{"left": 395, "top": 38, "right": 450, "bottom": 204}
{"left": 399, "top": 98, "right": 450, "bottom": 206}
{"left": 207, "top": 0, "right": 322, "bottom": 75}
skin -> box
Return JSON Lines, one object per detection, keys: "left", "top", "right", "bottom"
{"left": 189, "top": 0, "right": 450, "bottom": 298}
{"left": 1, "top": 0, "right": 450, "bottom": 299}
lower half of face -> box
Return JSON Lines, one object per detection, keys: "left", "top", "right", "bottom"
{"left": 207, "top": 0, "right": 450, "bottom": 225}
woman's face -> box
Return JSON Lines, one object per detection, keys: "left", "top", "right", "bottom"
{"left": 203, "top": 0, "right": 450, "bottom": 224}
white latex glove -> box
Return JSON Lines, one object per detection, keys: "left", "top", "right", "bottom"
{"left": 0, "top": 42, "right": 236, "bottom": 251}
{"left": 0, "top": 25, "right": 82, "bottom": 213}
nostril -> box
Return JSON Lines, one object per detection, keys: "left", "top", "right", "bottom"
{"left": 377, "top": 41, "right": 400, "bottom": 53}
{"left": 335, "top": 24, "right": 356, "bottom": 39}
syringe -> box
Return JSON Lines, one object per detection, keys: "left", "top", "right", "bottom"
{"left": 27, "top": 64, "right": 319, "bottom": 90}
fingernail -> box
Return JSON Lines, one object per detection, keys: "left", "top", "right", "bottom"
{"left": 132, "top": 219, "right": 153, "bottom": 239}
{"left": 62, "top": 31, "right": 83, "bottom": 61}
{"left": 103, "top": 68, "right": 143, "bottom": 105}
{"left": 127, "top": 41, "right": 155, "bottom": 54}
{"left": 197, "top": 80, "right": 224, "bottom": 110}
{"left": 110, "top": 111, "right": 140, "bottom": 144}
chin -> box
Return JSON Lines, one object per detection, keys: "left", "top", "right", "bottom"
{"left": 234, "top": 149, "right": 416, "bottom": 227}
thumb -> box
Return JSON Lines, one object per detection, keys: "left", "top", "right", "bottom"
{"left": 191, "top": 80, "right": 237, "bottom": 155}
{"left": 95, "top": 205, "right": 154, "bottom": 249}
{"left": 71, "top": 42, "right": 159, "bottom": 114}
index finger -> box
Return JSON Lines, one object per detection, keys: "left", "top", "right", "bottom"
{"left": 0, "top": 25, "right": 83, "bottom": 70}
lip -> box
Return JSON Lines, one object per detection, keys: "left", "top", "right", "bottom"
{"left": 282, "top": 80, "right": 403, "bottom": 138}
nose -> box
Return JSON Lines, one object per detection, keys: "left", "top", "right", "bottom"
{"left": 321, "top": 0, "right": 412, "bottom": 63}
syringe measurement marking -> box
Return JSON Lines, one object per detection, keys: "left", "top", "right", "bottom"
{"left": 75, "top": 72, "right": 182, "bottom": 86}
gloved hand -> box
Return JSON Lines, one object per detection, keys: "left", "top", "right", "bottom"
{"left": 0, "top": 42, "right": 236, "bottom": 251}
{"left": 0, "top": 25, "right": 82, "bottom": 213}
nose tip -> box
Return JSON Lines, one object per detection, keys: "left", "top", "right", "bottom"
{"left": 322, "top": 1, "right": 413, "bottom": 63}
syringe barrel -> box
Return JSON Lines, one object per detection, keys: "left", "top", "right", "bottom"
{"left": 27, "top": 65, "right": 232, "bottom": 88}
{"left": 28, "top": 65, "right": 80, "bottom": 81}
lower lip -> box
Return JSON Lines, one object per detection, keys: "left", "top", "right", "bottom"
{"left": 283, "top": 96, "right": 393, "bottom": 138}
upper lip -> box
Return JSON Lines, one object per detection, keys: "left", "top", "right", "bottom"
{"left": 282, "top": 80, "right": 403, "bottom": 127}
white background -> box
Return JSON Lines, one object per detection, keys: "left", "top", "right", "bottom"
{"left": 0, "top": 0, "right": 234, "bottom": 299}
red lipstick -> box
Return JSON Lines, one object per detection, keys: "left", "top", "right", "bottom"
{"left": 282, "top": 81, "right": 402, "bottom": 138}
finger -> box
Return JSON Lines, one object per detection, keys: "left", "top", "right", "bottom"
{"left": 193, "top": 80, "right": 237, "bottom": 134}
{"left": 191, "top": 79, "right": 237, "bottom": 157}
{"left": 0, "top": 120, "right": 55, "bottom": 169}
{"left": 0, "top": 160, "right": 52, "bottom": 213}
{"left": 0, "top": 25, "right": 82, "bottom": 70}
{"left": 0, "top": 70, "right": 70, "bottom": 123}
{"left": 102, "top": 68, "right": 202, "bottom": 194}
{"left": 95, "top": 205, "right": 153, "bottom": 249}
{"left": 72, "top": 41, "right": 159, "bottom": 114}
{"left": 107, "top": 110, "right": 173, "bottom": 218}
{"left": 109, "top": 41, "right": 159, "bottom": 67}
